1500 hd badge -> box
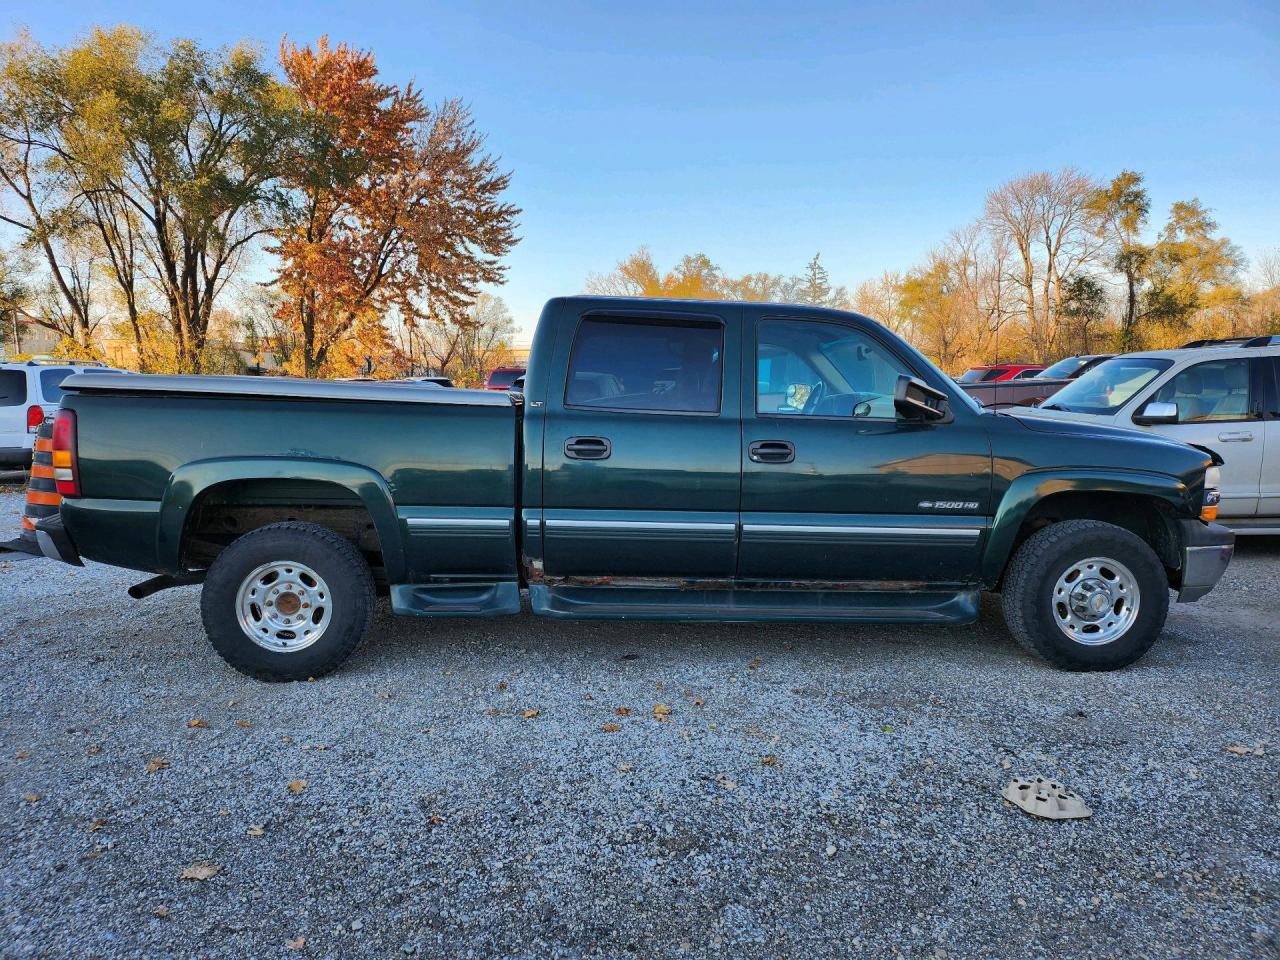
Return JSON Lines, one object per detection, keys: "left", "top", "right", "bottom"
{"left": 918, "top": 500, "right": 980, "bottom": 510}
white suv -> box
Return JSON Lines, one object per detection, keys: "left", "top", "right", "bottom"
{"left": 0, "top": 359, "right": 127, "bottom": 468}
{"left": 1015, "top": 336, "right": 1280, "bottom": 534}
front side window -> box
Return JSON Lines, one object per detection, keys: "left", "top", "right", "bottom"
{"left": 565, "top": 317, "right": 723, "bottom": 413}
{"left": 1041, "top": 357, "right": 1173, "bottom": 415}
{"left": 1151, "top": 359, "right": 1255, "bottom": 422}
{"left": 757, "top": 319, "right": 913, "bottom": 418}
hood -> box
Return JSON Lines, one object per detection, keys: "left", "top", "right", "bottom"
{"left": 999, "top": 407, "right": 1193, "bottom": 452}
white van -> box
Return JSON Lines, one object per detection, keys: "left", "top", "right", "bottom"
{"left": 0, "top": 359, "right": 127, "bottom": 468}
{"left": 1015, "top": 337, "right": 1279, "bottom": 534}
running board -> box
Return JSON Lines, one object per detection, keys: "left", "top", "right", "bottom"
{"left": 528, "top": 584, "right": 979, "bottom": 623}
{"left": 390, "top": 582, "right": 521, "bottom": 617}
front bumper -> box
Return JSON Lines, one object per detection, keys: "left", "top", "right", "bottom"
{"left": 1176, "top": 520, "right": 1234, "bottom": 603}
{"left": 33, "top": 512, "right": 83, "bottom": 567}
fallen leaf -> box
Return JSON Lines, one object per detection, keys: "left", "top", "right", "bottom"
{"left": 715, "top": 774, "right": 737, "bottom": 790}
{"left": 583, "top": 694, "right": 594, "bottom": 701}
{"left": 14, "top": 750, "right": 30, "bottom": 760}
{"left": 761, "top": 755, "right": 781, "bottom": 767}
{"left": 87, "top": 818, "right": 108, "bottom": 832}
{"left": 521, "top": 709, "right": 540, "bottom": 719}
{"left": 880, "top": 725, "right": 895, "bottom": 733}
{"left": 145, "top": 757, "right": 171, "bottom": 773}
{"left": 246, "top": 825, "right": 266, "bottom": 837}
{"left": 618, "top": 762, "right": 636, "bottom": 772}
{"left": 286, "top": 935, "right": 306, "bottom": 950}
{"left": 496, "top": 681, "right": 508, "bottom": 690}
{"left": 22, "top": 793, "right": 41, "bottom": 803}
{"left": 376, "top": 691, "right": 392, "bottom": 700}
{"left": 152, "top": 906, "right": 170, "bottom": 918}
{"left": 748, "top": 657, "right": 762, "bottom": 670}
{"left": 690, "top": 697, "right": 705, "bottom": 707}
{"left": 287, "top": 780, "right": 307, "bottom": 794}
{"left": 234, "top": 720, "right": 253, "bottom": 729}
{"left": 602, "top": 722, "right": 622, "bottom": 733}
{"left": 614, "top": 707, "right": 631, "bottom": 717}
{"left": 483, "top": 708, "right": 500, "bottom": 717}
{"left": 86, "top": 745, "right": 103, "bottom": 755}
{"left": 281, "top": 736, "right": 293, "bottom": 744}
{"left": 653, "top": 704, "right": 673, "bottom": 721}
{"left": 186, "top": 719, "right": 207, "bottom": 729}
{"left": 427, "top": 813, "right": 444, "bottom": 827}
{"left": 180, "top": 862, "right": 222, "bottom": 882}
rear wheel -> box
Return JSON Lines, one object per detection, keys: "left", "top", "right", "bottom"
{"left": 200, "top": 522, "right": 374, "bottom": 681}
{"left": 1001, "top": 519, "right": 1170, "bottom": 671}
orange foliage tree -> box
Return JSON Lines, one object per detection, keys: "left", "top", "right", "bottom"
{"left": 272, "top": 38, "right": 519, "bottom": 377}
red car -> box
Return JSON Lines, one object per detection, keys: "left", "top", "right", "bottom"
{"left": 957, "top": 363, "right": 1046, "bottom": 383}
{"left": 484, "top": 366, "right": 526, "bottom": 390}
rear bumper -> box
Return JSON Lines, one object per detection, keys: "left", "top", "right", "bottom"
{"left": 1176, "top": 520, "right": 1234, "bottom": 603}
{"left": 33, "top": 512, "right": 83, "bottom": 566}
{"left": 0, "top": 445, "right": 32, "bottom": 468}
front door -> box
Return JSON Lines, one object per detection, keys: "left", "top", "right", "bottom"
{"left": 539, "top": 306, "right": 741, "bottom": 579}
{"left": 1139, "top": 356, "right": 1267, "bottom": 517}
{"left": 739, "top": 315, "right": 991, "bottom": 584}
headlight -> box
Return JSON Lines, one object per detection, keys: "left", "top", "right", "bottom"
{"left": 1201, "top": 466, "right": 1221, "bottom": 522}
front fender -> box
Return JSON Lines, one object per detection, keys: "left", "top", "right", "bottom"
{"left": 156, "top": 457, "right": 405, "bottom": 580}
{"left": 980, "top": 468, "right": 1193, "bottom": 587}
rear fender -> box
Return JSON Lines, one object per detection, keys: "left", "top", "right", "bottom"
{"left": 981, "top": 469, "right": 1192, "bottom": 587}
{"left": 156, "top": 457, "right": 405, "bottom": 580}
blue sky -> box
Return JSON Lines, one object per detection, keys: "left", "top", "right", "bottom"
{"left": 6, "top": 0, "right": 1278, "bottom": 336}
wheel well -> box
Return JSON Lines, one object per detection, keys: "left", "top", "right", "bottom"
{"left": 1005, "top": 491, "right": 1181, "bottom": 584}
{"left": 182, "top": 479, "right": 385, "bottom": 577}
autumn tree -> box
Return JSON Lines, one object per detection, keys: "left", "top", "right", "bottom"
{"left": 272, "top": 38, "right": 519, "bottom": 378}
{"left": 0, "top": 27, "right": 298, "bottom": 371}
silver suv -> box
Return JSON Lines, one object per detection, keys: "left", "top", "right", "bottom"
{"left": 0, "top": 358, "right": 127, "bottom": 468}
{"left": 1016, "top": 336, "right": 1280, "bottom": 534}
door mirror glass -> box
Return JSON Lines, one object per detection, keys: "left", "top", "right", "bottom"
{"left": 893, "top": 375, "right": 949, "bottom": 422}
{"left": 1133, "top": 400, "right": 1179, "bottom": 425}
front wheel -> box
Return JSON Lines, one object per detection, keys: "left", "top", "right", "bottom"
{"left": 1000, "top": 519, "right": 1170, "bottom": 671}
{"left": 200, "top": 522, "right": 375, "bottom": 681}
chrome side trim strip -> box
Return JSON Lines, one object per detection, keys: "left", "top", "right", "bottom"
{"left": 406, "top": 518, "right": 511, "bottom": 530}
{"left": 742, "top": 524, "right": 983, "bottom": 538}
{"left": 545, "top": 519, "right": 737, "bottom": 532}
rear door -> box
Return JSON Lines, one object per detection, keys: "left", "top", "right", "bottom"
{"left": 739, "top": 313, "right": 991, "bottom": 584}
{"left": 1258, "top": 355, "right": 1279, "bottom": 518}
{"left": 539, "top": 305, "right": 741, "bottom": 578}
{"left": 0, "top": 369, "right": 31, "bottom": 458}
{"left": 1140, "top": 356, "right": 1265, "bottom": 517}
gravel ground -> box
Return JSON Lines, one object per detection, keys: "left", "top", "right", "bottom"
{"left": 1, "top": 487, "right": 1277, "bottom": 959}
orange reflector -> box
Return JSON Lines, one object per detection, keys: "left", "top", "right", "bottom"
{"left": 30, "top": 463, "right": 55, "bottom": 479}
{"left": 1200, "top": 504, "right": 1218, "bottom": 522}
{"left": 25, "top": 490, "right": 61, "bottom": 506}
{"left": 35, "top": 438, "right": 53, "bottom": 452}
{"left": 52, "top": 450, "right": 72, "bottom": 468}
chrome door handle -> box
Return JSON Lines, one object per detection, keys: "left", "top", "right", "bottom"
{"left": 1217, "top": 431, "right": 1254, "bottom": 442}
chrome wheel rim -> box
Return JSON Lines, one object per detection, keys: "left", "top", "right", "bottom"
{"left": 1051, "top": 555, "right": 1140, "bottom": 646}
{"left": 235, "top": 560, "right": 332, "bottom": 653}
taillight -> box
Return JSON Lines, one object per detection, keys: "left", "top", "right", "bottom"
{"left": 26, "top": 405, "right": 43, "bottom": 433}
{"left": 51, "top": 409, "right": 80, "bottom": 497}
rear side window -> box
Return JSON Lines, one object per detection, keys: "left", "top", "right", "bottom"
{"left": 0, "top": 371, "right": 27, "bottom": 406}
{"left": 38, "top": 368, "right": 75, "bottom": 403}
{"left": 566, "top": 317, "right": 723, "bottom": 413}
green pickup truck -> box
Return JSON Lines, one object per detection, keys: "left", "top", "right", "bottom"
{"left": 32, "top": 297, "right": 1234, "bottom": 679}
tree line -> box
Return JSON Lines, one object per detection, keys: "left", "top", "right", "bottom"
{"left": 0, "top": 27, "right": 520, "bottom": 380}
{"left": 587, "top": 169, "right": 1279, "bottom": 372}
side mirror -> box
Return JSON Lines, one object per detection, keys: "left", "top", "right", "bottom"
{"left": 1133, "top": 400, "right": 1178, "bottom": 425}
{"left": 893, "top": 375, "right": 949, "bottom": 422}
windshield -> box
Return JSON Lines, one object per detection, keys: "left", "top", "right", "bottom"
{"left": 1039, "top": 357, "right": 1172, "bottom": 415}
{"left": 1037, "top": 357, "right": 1090, "bottom": 379}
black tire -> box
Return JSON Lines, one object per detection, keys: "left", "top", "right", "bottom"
{"left": 1000, "top": 519, "right": 1170, "bottom": 671}
{"left": 200, "top": 522, "right": 374, "bottom": 681}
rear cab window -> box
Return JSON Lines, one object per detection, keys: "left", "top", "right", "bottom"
{"left": 38, "top": 368, "right": 76, "bottom": 403}
{"left": 0, "top": 370, "right": 27, "bottom": 406}
{"left": 565, "top": 317, "right": 723, "bottom": 413}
